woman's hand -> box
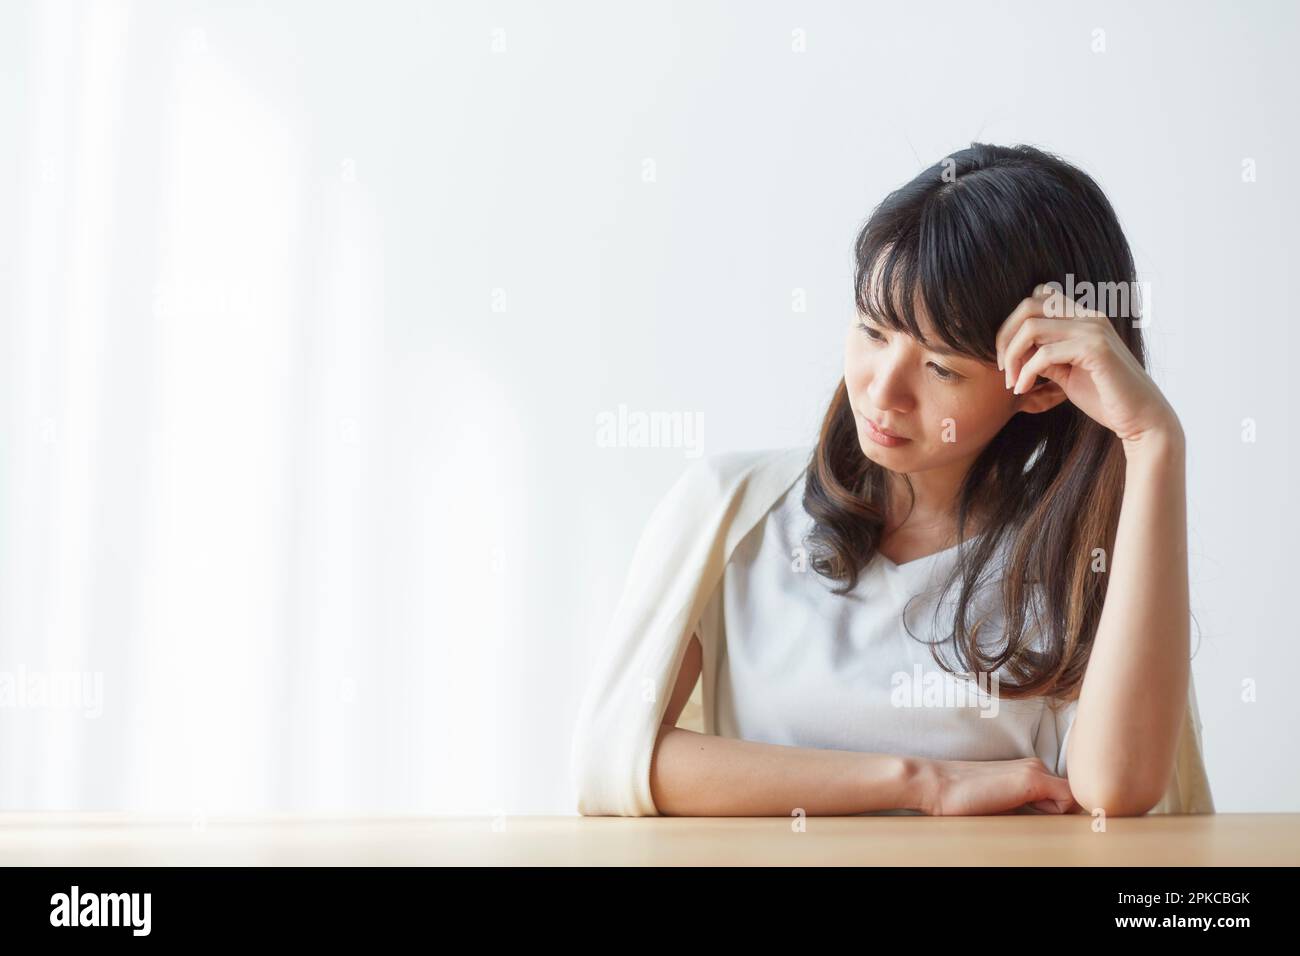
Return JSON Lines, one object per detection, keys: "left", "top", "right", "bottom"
{"left": 996, "top": 284, "right": 1182, "bottom": 451}
{"left": 917, "top": 756, "right": 1082, "bottom": 816}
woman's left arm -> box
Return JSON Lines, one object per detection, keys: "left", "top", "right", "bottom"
{"left": 1066, "top": 425, "right": 1189, "bottom": 816}
{"left": 998, "top": 285, "right": 1191, "bottom": 816}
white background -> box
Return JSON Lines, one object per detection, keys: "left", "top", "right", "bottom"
{"left": 0, "top": 0, "right": 1295, "bottom": 815}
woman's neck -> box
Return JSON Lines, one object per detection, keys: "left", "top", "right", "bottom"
{"left": 882, "top": 466, "right": 990, "bottom": 545}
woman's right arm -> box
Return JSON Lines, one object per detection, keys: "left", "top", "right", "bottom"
{"left": 649, "top": 635, "right": 1078, "bottom": 816}
{"left": 651, "top": 724, "right": 924, "bottom": 816}
{"left": 650, "top": 633, "right": 921, "bottom": 815}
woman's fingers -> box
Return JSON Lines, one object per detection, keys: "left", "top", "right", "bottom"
{"left": 1013, "top": 340, "right": 1077, "bottom": 394}
{"left": 997, "top": 286, "right": 1106, "bottom": 378}
{"left": 996, "top": 289, "right": 1078, "bottom": 375}
{"left": 932, "top": 757, "right": 1079, "bottom": 816}
{"left": 1041, "top": 772, "right": 1076, "bottom": 808}
{"left": 1002, "top": 317, "right": 1087, "bottom": 390}
{"left": 995, "top": 294, "right": 1048, "bottom": 370}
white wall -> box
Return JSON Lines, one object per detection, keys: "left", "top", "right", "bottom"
{"left": 0, "top": 0, "right": 1294, "bottom": 814}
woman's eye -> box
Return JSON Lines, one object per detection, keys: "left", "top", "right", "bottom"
{"left": 856, "top": 320, "right": 883, "bottom": 342}
{"left": 928, "top": 362, "right": 957, "bottom": 381}
{"left": 856, "top": 320, "right": 960, "bottom": 382}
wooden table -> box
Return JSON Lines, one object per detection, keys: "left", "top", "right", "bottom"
{"left": 1, "top": 812, "right": 1296, "bottom": 865}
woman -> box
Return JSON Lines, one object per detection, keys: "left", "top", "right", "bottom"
{"left": 572, "top": 142, "right": 1212, "bottom": 818}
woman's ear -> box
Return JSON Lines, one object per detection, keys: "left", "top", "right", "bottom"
{"left": 1015, "top": 377, "right": 1069, "bottom": 415}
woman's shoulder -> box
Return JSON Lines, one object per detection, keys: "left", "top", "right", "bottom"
{"left": 684, "top": 444, "right": 813, "bottom": 491}
{"left": 636, "top": 445, "right": 813, "bottom": 568}
{"left": 654, "top": 445, "right": 813, "bottom": 527}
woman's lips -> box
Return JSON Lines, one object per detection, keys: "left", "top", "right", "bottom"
{"left": 860, "top": 414, "right": 911, "bottom": 447}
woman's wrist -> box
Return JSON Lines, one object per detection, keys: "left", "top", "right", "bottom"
{"left": 900, "top": 755, "right": 938, "bottom": 814}
{"left": 852, "top": 753, "right": 935, "bottom": 814}
{"left": 1121, "top": 413, "right": 1186, "bottom": 467}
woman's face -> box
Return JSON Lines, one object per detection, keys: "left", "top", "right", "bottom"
{"left": 842, "top": 300, "right": 1040, "bottom": 478}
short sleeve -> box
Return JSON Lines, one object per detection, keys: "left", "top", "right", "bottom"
{"left": 677, "top": 579, "right": 724, "bottom": 734}
{"left": 1035, "top": 696, "right": 1080, "bottom": 779}
{"left": 695, "top": 565, "right": 729, "bottom": 648}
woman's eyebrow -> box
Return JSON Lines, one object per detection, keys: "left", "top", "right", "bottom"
{"left": 923, "top": 339, "right": 966, "bottom": 359}
{"left": 861, "top": 309, "right": 971, "bottom": 361}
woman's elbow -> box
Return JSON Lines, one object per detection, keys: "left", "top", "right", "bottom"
{"left": 1069, "top": 775, "right": 1164, "bottom": 817}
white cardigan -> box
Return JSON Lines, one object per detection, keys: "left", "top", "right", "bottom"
{"left": 570, "top": 445, "right": 1215, "bottom": 816}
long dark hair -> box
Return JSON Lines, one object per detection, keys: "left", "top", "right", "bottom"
{"left": 804, "top": 142, "right": 1146, "bottom": 702}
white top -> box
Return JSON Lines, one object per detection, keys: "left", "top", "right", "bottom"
{"left": 694, "top": 469, "right": 1078, "bottom": 803}
{"left": 573, "top": 444, "right": 1210, "bottom": 817}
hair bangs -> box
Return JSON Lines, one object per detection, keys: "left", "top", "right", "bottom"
{"left": 854, "top": 229, "right": 924, "bottom": 340}
{"left": 854, "top": 217, "right": 996, "bottom": 364}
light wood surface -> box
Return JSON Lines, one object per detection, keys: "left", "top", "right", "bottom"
{"left": 0, "top": 812, "right": 1296, "bottom": 865}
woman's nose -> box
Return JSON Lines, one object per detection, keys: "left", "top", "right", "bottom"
{"left": 866, "top": 356, "right": 913, "bottom": 412}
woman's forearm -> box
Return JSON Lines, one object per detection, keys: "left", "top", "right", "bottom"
{"left": 649, "top": 725, "right": 923, "bottom": 816}
{"left": 1066, "top": 424, "right": 1190, "bottom": 815}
